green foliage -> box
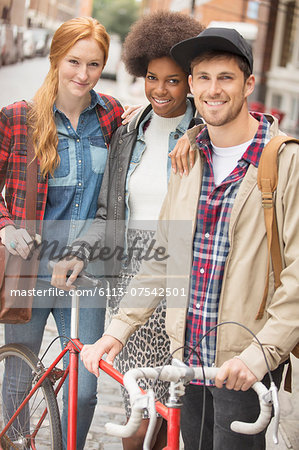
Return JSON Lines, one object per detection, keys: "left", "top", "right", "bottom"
{"left": 92, "top": 0, "right": 140, "bottom": 42}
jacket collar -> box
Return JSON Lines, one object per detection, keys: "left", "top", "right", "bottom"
{"left": 126, "top": 96, "right": 202, "bottom": 133}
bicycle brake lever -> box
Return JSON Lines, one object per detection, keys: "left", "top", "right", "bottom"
{"left": 269, "top": 381, "right": 280, "bottom": 445}
{"left": 47, "top": 259, "right": 103, "bottom": 288}
{"left": 143, "top": 389, "right": 157, "bottom": 450}
{"left": 72, "top": 271, "right": 103, "bottom": 288}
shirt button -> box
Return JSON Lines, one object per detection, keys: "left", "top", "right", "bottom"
{"left": 78, "top": 182, "right": 82, "bottom": 186}
{"left": 119, "top": 139, "right": 123, "bottom": 144}
{"left": 118, "top": 196, "right": 122, "bottom": 201}
{"left": 67, "top": 126, "right": 71, "bottom": 129}
{"left": 205, "top": 232, "right": 210, "bottom": 238}
{"left": 75, "top": 204, "right": 79, "bottom": 207}
{"left": 119, "top": 167, "right": 123, "bottom": 172}
{"left": 200, "top": 268, "right": 205, "bottom": 274}
{"left": 196, "top": 303, "right": 200, "bottom": 309}
{"left": 174, "top": 133, "right": 179, "bottom": 139}
{"left": 77, "top": 139, "right": 80, "bottom": 143}
{"left": 78, "top": 160, "right": 82, "bottom": 164}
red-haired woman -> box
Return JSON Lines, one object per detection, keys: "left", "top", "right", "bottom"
{"left": 0, "top": 16, "right": 123, "bottom": 449}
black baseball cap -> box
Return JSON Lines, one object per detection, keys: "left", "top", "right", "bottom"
{"left": 170, "top": 27, "right": 253, "bottom": 74}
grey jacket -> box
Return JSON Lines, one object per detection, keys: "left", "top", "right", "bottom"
{"left": 73, "top": 100, "right": 201, "bottom": 286}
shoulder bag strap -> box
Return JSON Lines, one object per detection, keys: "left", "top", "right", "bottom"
{"left": 25, "top": 125, "right": 37, "bottom": 238}
{"left": 256, "top": 135, "right": 299, "bottom": 319}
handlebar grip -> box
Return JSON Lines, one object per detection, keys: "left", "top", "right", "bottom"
{"left": 230, "top": 381, "right": 272, "bottom": 435}
{"left": 105, "top": 405, "right": 143, "bottom": 438}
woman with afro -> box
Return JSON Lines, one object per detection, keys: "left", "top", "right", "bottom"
{"left": 79, "top": 10, "right": 204, "bottom": 449}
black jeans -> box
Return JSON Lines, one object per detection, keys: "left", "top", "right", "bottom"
{"left": 181, "top": 364, "right": 284, "bottom": 450}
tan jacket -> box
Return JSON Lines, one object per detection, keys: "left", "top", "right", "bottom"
{"left": 105, "top": 116, "right": 299, "bottom": 381}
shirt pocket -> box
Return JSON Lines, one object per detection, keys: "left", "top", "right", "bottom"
{"left": 88, "top": 135, "right": 107, "bottom": 174}
{"left": 50, "top": 138, "right": 70, "bottom": 179}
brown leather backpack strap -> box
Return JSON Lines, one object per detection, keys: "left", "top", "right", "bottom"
{"left": 256, "top": 136, "right": 299, "bottom": 319}
{"left": 26, "top": 125, "right": 37, "bottom": 237}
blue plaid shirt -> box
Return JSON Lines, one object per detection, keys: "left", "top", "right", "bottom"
{"left": 184, "top": 113, "right": 271, "bottom": 383}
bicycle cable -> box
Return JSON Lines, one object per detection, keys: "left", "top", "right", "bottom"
{"left": 39, "top": 335, "right": 82, "bottom": 363}
{"left": 150, "top": 320, "right": 276, "bottom": 450}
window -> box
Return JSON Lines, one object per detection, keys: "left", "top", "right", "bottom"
{"left": 280, "top": 1, "right": 296, "bottom": 67}
{"left": 247, "top": 0, "right": 259, "bottom": 19}
{"left": 272, "top": 94, "right": 282, "bottom": 110}
{"left": 290, "top": 97, "right": 299, "bottom": 137}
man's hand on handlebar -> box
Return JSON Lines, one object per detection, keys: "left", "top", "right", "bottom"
{"left": 51, "top": 257, "right": 85, "bottom": 290}
{"left": 215, "top": 358, "right": 257, "bottom": 391}
{"left": 80, "top": 335, "right": 123, "bottom": 377}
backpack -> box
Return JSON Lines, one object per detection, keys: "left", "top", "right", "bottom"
{"left": 256, "top": 135, "right": 299, "bottom": 361}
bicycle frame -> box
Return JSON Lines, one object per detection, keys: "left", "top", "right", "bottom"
{"left": 1, "top": 285, "right": 278, "bottom": 450}
{"left": 0, "top": 289, "right": 181, "bottom": 450}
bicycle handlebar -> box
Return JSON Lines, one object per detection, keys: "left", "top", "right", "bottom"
{"left": 47, "top": 260, "right": 103, "bottom": 288}
{"left": 105, "top": 364, "right": 275, "bottom": 440}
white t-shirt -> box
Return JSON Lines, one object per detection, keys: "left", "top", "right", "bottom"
{"left": 211, "top": 139, "right": 252, "bottom": 186}
{"left": 128, "top": 112, "right": 184, "bottom": 229}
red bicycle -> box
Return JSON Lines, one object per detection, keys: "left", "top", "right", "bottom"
{"left": 0, "top": 270, "right": 280, "bottom": 449}
{"left": 105, "top": 362, "right": 280, "bottom": 450}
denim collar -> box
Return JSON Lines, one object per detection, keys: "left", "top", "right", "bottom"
{"left": 53, "top": 89, "right": 106, "bottom": 114}
{"left": 136, "top": 98, "right": 195, "bottom": 140}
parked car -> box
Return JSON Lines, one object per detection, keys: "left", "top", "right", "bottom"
{"left": 13, "top": 25, "right": 24, "bottom": 62}
{"left": 31, "top": 28, "right": 51, "bottom": 57}
{"left": 23, "top": 29, "right": 36, "bottom": 58}
{"left": 0, "top": 25, "right": 4, "bottom": 67}
{"left": 101, "top": 34, "right": 122, "bottom": 80}
{"left": 0, "top": 23, "right": 18, "bottom": 65}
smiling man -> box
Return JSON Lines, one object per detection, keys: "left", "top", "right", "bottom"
{"left": 80, "top": 28, "right": 299, "bottom": 450}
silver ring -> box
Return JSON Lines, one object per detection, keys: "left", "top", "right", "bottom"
{"left": 10, "top": 240, "right": 16, "bottom": 249}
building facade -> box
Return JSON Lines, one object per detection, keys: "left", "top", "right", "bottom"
{"left": 265, "top": 0, "right": 299, "bottom": 137}
{"left": 140, "top": 0, "right": 299, "bottom": 137}
{"left": 1, "top": 0, "right": 93, "bottom": 30}
{"left": 141, "top": 0, "right": 258, "bottom": 25}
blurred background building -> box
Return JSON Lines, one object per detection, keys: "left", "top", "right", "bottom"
{"left": 139, "top": 0, "right": 299, "bottom": 137}
{"left": 0, "top": 0, "right": 93, "bottom": 67}
{"left": 0, "top": 0, "right": 298, "bottom": 136}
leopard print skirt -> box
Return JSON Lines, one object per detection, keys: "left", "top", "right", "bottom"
{"left": 107, "top": 228, "right": 170, "bottom": 418}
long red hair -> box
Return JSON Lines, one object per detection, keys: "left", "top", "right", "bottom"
{"left": 28, "top": 17, "right": 110, "bottom": 177}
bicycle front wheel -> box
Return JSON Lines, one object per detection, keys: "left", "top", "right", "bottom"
{"left": 0, "top": 343, "right": 62, "bottom": 449}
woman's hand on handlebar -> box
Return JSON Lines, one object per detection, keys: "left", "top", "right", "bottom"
{"left": 215, "top": 357, "right": 257, "bottom": 391}
{"left": 80, "top": 335, "right": 123, "bottom": 377}
{"left": 51, "top": 256, "right": 84, "bottom": 290}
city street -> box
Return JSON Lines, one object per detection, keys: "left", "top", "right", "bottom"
{"left": 0, "top": 56, "right": 146, "bottom": 109}
{"left": 0, "top": 57, "right": 299, "bottom": 449}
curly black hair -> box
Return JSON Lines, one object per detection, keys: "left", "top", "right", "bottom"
{"left": 122, "top": 11, "right": 204, "bottom": 77}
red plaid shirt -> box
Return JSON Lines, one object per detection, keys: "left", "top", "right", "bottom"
{"left": 0, "top": 95, "right": 123, "bottom": 231}
{"left": 185, "top": 114, "right": 270, "bottom": 381}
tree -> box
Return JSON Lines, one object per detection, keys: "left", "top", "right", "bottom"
{"left": 93, "top": 0, "right": 140, "bottom": 42}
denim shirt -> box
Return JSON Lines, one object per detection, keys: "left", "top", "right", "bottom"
{"left": 40, "top": 90, "right": 108, "bottom": 277}
{"left": 124, "top": 99, "right": 195, "bottom": 228}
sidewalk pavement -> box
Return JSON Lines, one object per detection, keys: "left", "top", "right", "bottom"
{"left": 1, "top": 316, "right": 298, "bottom": 449}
